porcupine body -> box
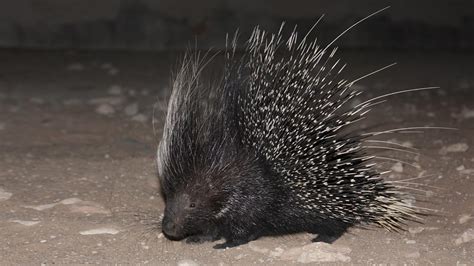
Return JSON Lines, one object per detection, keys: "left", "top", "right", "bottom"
{"left": 157, "top": 10, "right": 418, "bottom": 248}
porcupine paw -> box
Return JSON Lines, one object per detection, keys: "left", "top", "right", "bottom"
{"left": 213, "top": 239, "right": 247, "bottom": 249}
{"left": 312, "top": 234, "right": 340, "bottom": 244}
{"left": 186, "top": 232, "right": 220, "bottom": 244}
{"left": 213, "top": 234, "right": 258, "bottom": 249}
{"left": 311, "top": 228, "right": 347, "bottom": 244}
{"left": 186, "top": 235, "right": 214, "bottom": 244}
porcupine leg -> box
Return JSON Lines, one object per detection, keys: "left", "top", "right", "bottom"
{"left": 213, "top": 226, "right": 261, "bottom": 249}
{"left": 213, "top": 234, "right": 259, "bottom": 249}
{"left": 310, "top": 223, "right": 348, "bottom": 243}
{"left": 312, "top": 230, "right": 346, "bottom": 243}
{"left": 185, "top": 234, "right": 219, "bottom": 244}
{"left": 186, "top": 227, "right": 221, "bottom": 244}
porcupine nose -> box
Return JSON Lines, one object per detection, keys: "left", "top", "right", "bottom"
{"left": 162, "top": 216, "right": 181, "bottom": 240}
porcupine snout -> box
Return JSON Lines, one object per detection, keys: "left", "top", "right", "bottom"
{"left": 161, "top": 199, "right": 187, "bottom": 240}
{"left": 162, "top": 215, "right": 182, "bottom": 240}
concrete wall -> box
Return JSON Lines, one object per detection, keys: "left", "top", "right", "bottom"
{"left": 0, "top": 0, "right": 472, "bottom": 50}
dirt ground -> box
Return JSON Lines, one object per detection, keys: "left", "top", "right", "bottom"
{"left": 0, "top": 49, "right": 473, "bottom": 265}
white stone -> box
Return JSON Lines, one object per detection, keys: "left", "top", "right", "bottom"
{"left": 24, "top": 203, "right": 58, "bottom": 211}
{"left": 10, "top": 220, "right": 40, "bottom": 226}
{"left": 405, "top": 251, "right": 420, "bottom": 258}
{"left": 95, "top": 104, "right": 115, "bottom": 115}
{"left": 80, "top": 227, "right": 120, "bottom": 235}
{"left": 107, "top": 85, "right": 122, "bottom": 95}
{"left": 124, "top": 102, "right": 139, "bottom": 116}
{"left": 60, "top": 198, "right": 83, "bottom": 205}
{"left": 391, "top": 162, "right": 404, "bottom": 173}
{"left": 459, "top": 214, "right": 472, "bottom": 224}
{"left": 0, "top": 187, "right": 12, "bottom": 201}
{"left": 454, "top": 229, "right": 474, "bottom": 245}
{"left": 460, "top": 107, "right": 474, "bottom": 119}
{"left": 439, "top": 143, "right": 469, "bottom": 155}
{"left": 131, "top": 114, "right": 148, "bottom": 123}
{"left": 408, "top": 227, "right": 425, "bottom": 234}
{"left": 176, "top": 259, "right": 199, "bottom": 266}
{"left": 108, "top": 68, "right": 119, "bottom": 75}
{"left": 279, "top": 243, "right": 351, "bottom": 263}
{"left": 248, "top": 242, "right": 270, "bottom": 254}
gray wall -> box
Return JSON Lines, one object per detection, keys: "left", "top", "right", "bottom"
{"left": 0, "top": 0, "right": 473, "bottom": 50}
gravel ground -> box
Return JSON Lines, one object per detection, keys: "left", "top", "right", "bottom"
{"left": 0, "top": 49, "right": 473, "bottom": 264}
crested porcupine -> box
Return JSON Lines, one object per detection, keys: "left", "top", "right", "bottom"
{"left": 156, "top": 7, "right": 428, "bottom": 248}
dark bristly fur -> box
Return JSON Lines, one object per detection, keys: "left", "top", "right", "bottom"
{"left": 156, "top": 8, "right": 421, "bottom": 248}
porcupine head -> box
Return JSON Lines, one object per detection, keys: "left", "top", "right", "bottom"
{"left": 157, "top": 8, "right": 419, "bottom": 248}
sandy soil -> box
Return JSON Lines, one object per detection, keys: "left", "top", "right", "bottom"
{"left": 0, "top": 49, "right": 473, "bottom": 265}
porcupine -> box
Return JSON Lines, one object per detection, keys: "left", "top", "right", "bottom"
{"left": 156, "top": 7, "right": 426, "bottom": 248}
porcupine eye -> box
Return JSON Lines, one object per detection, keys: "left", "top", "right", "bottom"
{"left": 189, "top": 202, "right": 196, "bottom": 209}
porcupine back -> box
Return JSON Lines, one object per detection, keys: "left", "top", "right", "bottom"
{"left": 233, "top": 22, "right": 418, "bottom": 230}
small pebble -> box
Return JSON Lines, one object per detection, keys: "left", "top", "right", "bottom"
{"left": 405, "top": 251, "right": 421, "bottom": 258}
{"left": 69, "top": 204, "right": 110, "bottom": 215}
{"left": 108, "top": 68, "right": 119, "bottom": 75}
{"left": 408, "top": 227, "right": 425, "bottom": 234}
{"left": 459, "top": 214, "right": 472, "bottom": 224}
{"left": 278, "top": 242, "right": 351, "bottom": 263}
{"left": 177, "top": 259, "right": 199, "bottom": 266}
{"left": 95, "top": 104, "right": 115, "bottom": 115}
{"left": 269, "top": 247, "right": 285, "bottom": 257}
{"left": 391, "top": 162, "right": 404, "bottom": 173}
{"left": 100, "top": 63, "right": 119, "bottom": 75}
{"left": 454, "top": 229, "right": 474, "bottom": 245}
{"left": 0, "top": 187, "right": 13, "bottom": 201}
{"left": 60, "top": 198, "right": 82, "bottom": 205}
{"left": 107, "top": 85, "right": 122, "bottom": 95}
{"left": 67, "top": 63, "right": 84, "bottom": 71}
{"left": 248, "top": 242, "right": 270, "bottom": 254}
{"left": 439, "top": 143, "right": 469, "bottom": 155}
{"left": 80, "top": 227, "right": 120, "bottom": 235}
{"left": 131, "top": 114, "right": 148, "bottom": 123}
{"left": 459, "top": 107, "right": 474, "bottom": 119}
{"left": 124, "top": 102, "right": 139, "bottom": 116}
{"left": 458, "top": 80, "right": 470, "bottom": 89}
{"left": 10, "top": 220, "right": 40, "bottom": 226}
{"left": 457, "top": 166, "right": 474, "bottom": 175}
{"left": 24, "top": 203, "right": 58, "bottom": 211}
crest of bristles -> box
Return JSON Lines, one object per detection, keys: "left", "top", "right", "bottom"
{"left": 157, "top": 8, "right": 421, "bottom": 248}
